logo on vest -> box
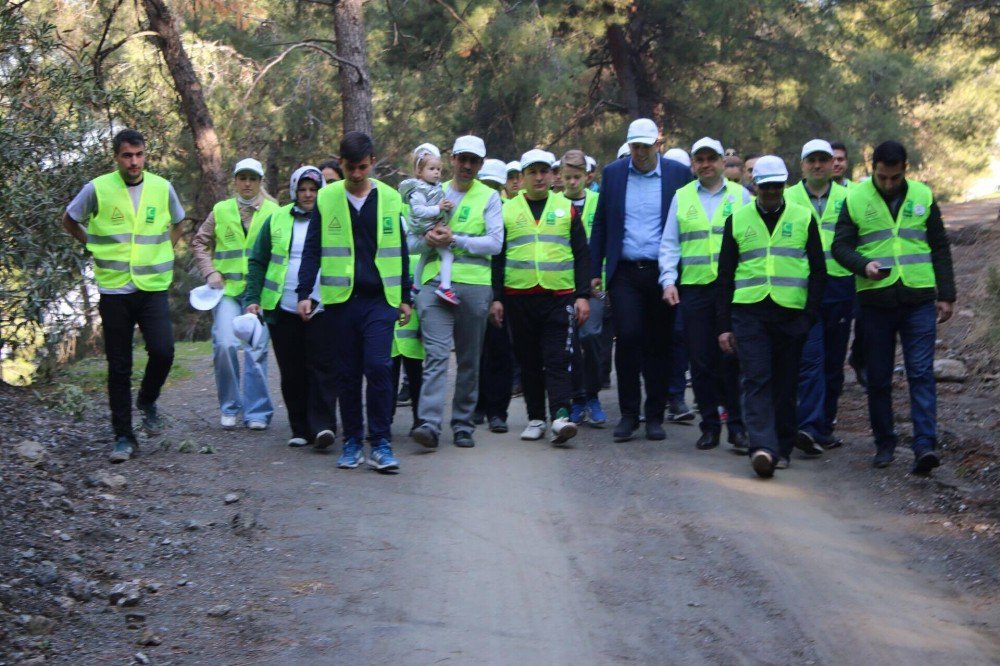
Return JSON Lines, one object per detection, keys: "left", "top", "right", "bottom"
{"left": 902, "top": 201, "right": 914, "bottom": 218}
{"left": 743, "top": 226, "right": 757, "bottom": 242}
{"left": 382, "top": 216, "right": 393, "bottom": 234}
{"left": 545, "top": 212, "right": 556, "bottom": 225}
{"left": 781, "top": 221, "right": 793, "bottom": 238}
{"left": 864, "top": 203, "right": 879, "bottom": 220}
{"left": 145, "top": 206, "right": 156, "bottom": 224}
{"left": 834, "top": 200, "right": 844, "bottom": 212}
{"left": 686, "top": 204, "right": 699, "bottom": 220}
{"left": 328, "top": 215, "right": 341, "bottom": 231}
{"left": 516, "top": 213, "right": 529, "bottom": 227}
{"left": 914, "top": 204, "right": 925, "bottom": 216}
{"left": 722, "top": 203, "right": 732, "bottom": 216}
{"left": 224, "top": 228, "right": 237, "bottom": 242}
{"left": 110, "top": 206, "right": 125, "bottom": 223}
{"left": 458, "top": 206, "right": 470, "bottom": 223}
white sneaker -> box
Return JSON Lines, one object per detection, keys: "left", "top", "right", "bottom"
{"left": 287, "top": 437, "right": 308, "bottom": 448}
{"left": 520, "top": 420, "right": 547, "bottom": 440}
{"left": 550, "top": 417, "right": 578, "bottom": 447}
{"left": 221, "top": 414, "right": 237, "bottom": 429}
{"left": 247, "top": 421, "right": 267, "bottom": 431}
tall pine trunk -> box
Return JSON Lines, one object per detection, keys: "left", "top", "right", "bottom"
{"left": 333, "top": 0, "right": 373, "bottom": 137}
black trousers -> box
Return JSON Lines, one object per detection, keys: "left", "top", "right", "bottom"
{"left": 270, "top": 309, "right": 338, "bottom": 441}
{"left": 98, "top": 291, "right": 174, "bottom": 438}
{"left": 608, "top": 261, "right": 675, "bottom": 421}
{"left": 477, "top": 318, "right": 513, "bottom": 420}
{"left": 506, "top": 293, "right": 575, "bottom": 421}
{"left": 680, "top": 284, "right": 745, "bottom": 437}
{"left": 392, "top": 355, "right": 424, "bottom": 428}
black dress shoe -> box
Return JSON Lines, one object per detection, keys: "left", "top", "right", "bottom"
{"left": 488, "top": 416, "right": 508, "bottom": 433}
{"left": 696, "top": 430, "right": 720, "bottom": 450}
{"left": 645, "top": 420, "right": 666, "bottom": 441}
{"left": 911, "top": 450, "right": 940, "bottom": 476}
{"left": 872, "top": 448, "right": 895, "bottom": 468}
{"left": 613, "top": 416, "right": 639, "bottom": 442}
{"left": 728, "top": 431, "right": 750, "bottom": 455}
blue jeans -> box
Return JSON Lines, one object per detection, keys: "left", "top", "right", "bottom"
{"left": 796, "top": 296, "right": 853, "bottom": 438}
{"left": 572, "top": 295, "right": 605, "bottom": 402}
{"left": 212, "top": 295, "right": 272, "bottom": 424}
{"left": 862, "top": 301, "right": 937, "bottom": 454}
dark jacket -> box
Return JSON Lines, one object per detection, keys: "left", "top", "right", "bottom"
{"left": 589, "top": 155, "right": 693, "bottom": 286}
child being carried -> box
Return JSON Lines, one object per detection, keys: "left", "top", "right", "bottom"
{"left": 399, "top": 143, "right": 459, "bottom": 305}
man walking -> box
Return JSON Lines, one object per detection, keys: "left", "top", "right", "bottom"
{"left": 409, "top": 135, "right": 503, "bottom": 449}
{"left": 660, "top": 137, "right": 751, "bottom": 452}
{"left": 589, "top": 118, "right": 692, "bottom": 441}
{"left": 832, "top": 140, "right": 956, "bottom": 475}
{"left": 717, "top": 156, "right": 826, "bottom": 478}
{"left": 785, "top": 140, "right": 852, "bottom": 455}
{"left": 62, "top": 129, "right": 185, "bottom": 462}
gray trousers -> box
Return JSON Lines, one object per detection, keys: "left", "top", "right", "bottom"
{"left": 415, "top": 282, "right": 492, "bottom": 435}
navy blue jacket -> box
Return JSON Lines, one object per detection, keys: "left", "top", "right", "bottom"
{"left": 589, "top": 156, "right": 693, "bottom": 286}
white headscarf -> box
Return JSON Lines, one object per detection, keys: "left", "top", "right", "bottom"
{"left": 289, "top": 165, "right": 325, "bottom": 203}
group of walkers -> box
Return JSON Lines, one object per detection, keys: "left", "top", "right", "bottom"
{"left": 62, "top": 119, "right": 956, "bottom": 480}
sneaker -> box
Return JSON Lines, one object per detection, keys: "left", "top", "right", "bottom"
{"left": 288, "top": 437, "right": 309, "bottom": 447}
{"left": 314, "top": 429, "right": 336, "bottom": 450}
{"left": 511, "top": 383, "right": 523, "bottom": 398}
{"left": 775, "top": 457, "right": 790, "bottom": 470}
{"left": 488, "top": 416, "right": 509, "bottom": 433}
{"left": 666, "top": 400, "right": 695, "bottom": 423}
{"left": 220, "top": 414, "right": 238, "bottom": 429}
{"left": 645, "top": 420, "right": 666, "bottom": 441}
{"left": 795, "top": 430, "right": 824, "bottom": 457}
{"left": 729, "top": 431, "right": 750, "bottom": 455}
{"left": 434, "top": 286, "right": 460, "bottom": 305}
{"left": 454, "top": 431, "right": 475, "bottom": 448}
{"left": 585, "top": 398, "right": 607, "bottom": 427}
{"left": 695, "top": 430, "right": 720, "bottom": 450}
{"left": 520, "top": 420, "right": 546, "bottom": 441}
{"left": 247, "top": 421, "right": 268, "bottom": 431}
{"left": 109, "top": 436, "right": 136, "bottom": 463}
{"left": 569, "top": 403, "right": 586, "bottom": 425}
{"left": 873, "top": 448, "right": 895, "bottom": 469}
{"left": 396, "top": 382, "right": 412, "bottom": 407}
{"left": 411, "top": 423, "right": 439, "bottom": 449}
{"left": 911, "top": 450, "right": 941, "bottom": 476}
{"left": 550, "top": 410, "right": 577, "bottom": 447}
{"left": 613, "top": 415, "right": 639, "bottom": 442}
{"left": 336, "top": 438, "right": 365, "bottom": 469}
{"left": 368, "top": 440, "right": 400, "bottom": 472}
{"left": 137, "top": 401, "right": 164, "bottom": 435}
{"left": 816, "top": 433, "right": 844, "bottom": 450}
{"left": 751, "top": 450, "right": 775, "bottom": 478}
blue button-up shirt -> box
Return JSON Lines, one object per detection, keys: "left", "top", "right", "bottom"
{"left": 621, "top": 158, "right": 663, "bottom": 261}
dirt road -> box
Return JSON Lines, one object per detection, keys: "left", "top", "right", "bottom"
{"left": 136, "top": 359, "right": 998, "bottom": 666}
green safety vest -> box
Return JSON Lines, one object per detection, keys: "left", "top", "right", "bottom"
{"left": 502, "top": 193, "right": 575, "bottom": 291}
{"left": 258, "top": 204, "right": 297, "bottom": 311}
{"left": 420, "top": 179, "right": 494, "bottom": 286}
{"left": 316, "top": 179, "right": 403, "bottom": 307}
{"left": 784, "top": 181, "right": 851, "bottom": 278}
{"left": 87, "top": 170, "right": 174, "bottom": 291}
{"left": 846, "top": 179, "right": 935, "bottom": 293}
{"left": 212, "top": 197, "right": 279, "bottom": 297}
{"left": 581, "top": 190, "right": 599, "bottom": 238}
{"left": 392, "top": 248, "right": 425, "bottom": 359}
{"left": 732, "top": 202, "right": 813, "bottom": 310}
{"left": 676, "top": 180, "right": 747, "bottom": 285}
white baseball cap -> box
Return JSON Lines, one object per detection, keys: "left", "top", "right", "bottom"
{"left": 626, "top": 118, "right": 659, "bottom": 145}
{"left": 617, "top": 142, "right": 631, "bottom": 159}
{"left": 231, "top": 313, "right": 264, "bottom": 348}
{"left": 506, "top": 161, "right": 522, "bottom": 174}
{"left": 233, "top": 158, "right": 264, "bottom": 177}
{"left": 690, "top": 137, "right": 724, "bottom": 158}
{"left": 752, "top": 155, "right": 789, "bottom": 185}
{"left": 801, "top": 139, "right": 833, "bottom": 159}
{"left": 452, "top": 135, "right": 486, "bottom": 158}
{"left": 664, "top": 148, "right": 691, "bottom": 167}
{"left": 189, "top": 284, "right": 224, "bottom": 311}
{"left": 585, "top": 155, "right": 597, "bottom": 172}
{"left": 519, "top": 149, "right": 556, "bottom": 169}
{"left": 478, "top": 159, "right": 508, "bottom": 186}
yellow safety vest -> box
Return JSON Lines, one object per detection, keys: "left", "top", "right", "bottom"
{"left": 420, "top": 179, "right": 494, "bottom": 286}
{"left": 784, "top": 181, "right": 851, "bottom": 278}
{"left": 732, "top": 202, "right": 813, "bottom": 310}
{"left": 212, "top": 197, "right": 279, "bottom": 297}
{"left": 316, "top": 179, "right": 403, "bottom": 307}
{"left": 846, "top": 179, "right": 935, "bottom": 293}
{"left": 259, "top": 204, "right": 296, "bottom": 311}
{"left": 676, "top": 180, "right": 747, "bottom": 285}
{"left": 502, "top": 193, "right": 575, "bottom": 291}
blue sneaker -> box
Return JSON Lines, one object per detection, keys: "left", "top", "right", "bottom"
{"left": 569, "top": 402, "right": 586, "bottom": 425}
{"left": 368, "top": 440, "right": 400, "bottom": 472}
{"left": 336, "top": 438, "right": 365, "bottom": 469}
{"left": 585, "top": 398, "right": 607, "bottom": 427}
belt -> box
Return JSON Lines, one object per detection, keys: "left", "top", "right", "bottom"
{"left": 619, "top": 259, "right": 658, "bottom": 270}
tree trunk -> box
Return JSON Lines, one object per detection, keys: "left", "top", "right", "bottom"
{"left": 606, "top": 3, "right": 658, "bottom": 121}
{"left": 142, "top": 0, "right": 227, "bottom": 223}
{"left": 332, "top": 0, "right": 373, "bottom": 137}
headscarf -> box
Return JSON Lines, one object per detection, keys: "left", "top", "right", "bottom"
{"left": 289, "top": 165, "right": 325, "bottom": 206}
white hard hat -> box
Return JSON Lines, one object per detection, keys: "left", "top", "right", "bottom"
{"left": 189, "top": 284, "right": 224, "bottom": 311}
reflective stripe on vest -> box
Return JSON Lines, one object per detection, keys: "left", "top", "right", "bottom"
{"left": 316, "top": 179, "right": 403, "bottom": 306}
{"left": 676, "top": 180, "right": 747, "bottom": 285}
{"left": 845, "top": 179, "right": 935, "bottom": 293}
{"left": 392, "top": 306, "right": 425, "bottom": 360}
{"left": 784, "top": 180, "right": 851, "bottom": 277}
{"left": 86, "top": 170, "right": 174, "bottom": 291}
{"left": 731, "top": 202, "right": 813, "bottom": 309}
{"left": 502, "top": 193, "right": 575, "bottom": 291}
{"left": 212, "top": 198, "right": 279, "bottom": 297}
{"left": 420, "top": 179, "right": 494, "bottom": 286}
{"left": 259, "top": 204, "right": 297, "bottom": 311}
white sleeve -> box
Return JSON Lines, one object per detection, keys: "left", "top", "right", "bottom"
{"left": 658, "top": 194, "right": 681, "bottom": 288}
